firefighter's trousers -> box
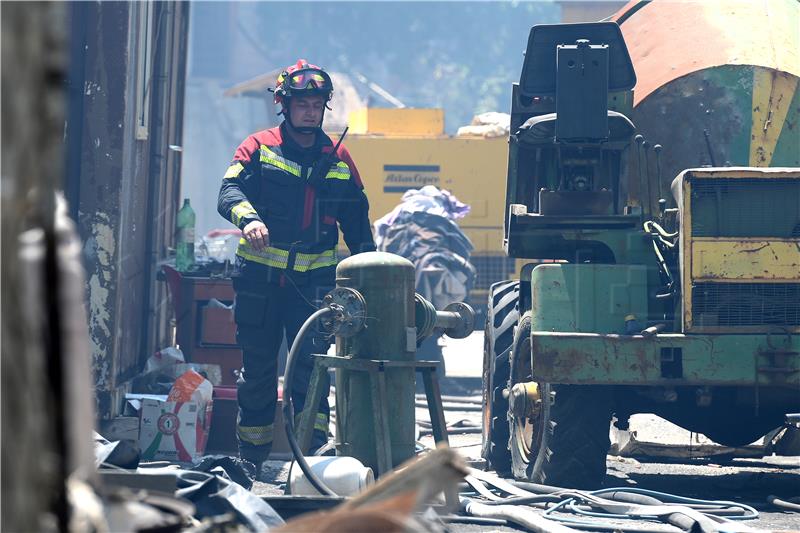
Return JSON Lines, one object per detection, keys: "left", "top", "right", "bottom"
{"left": 232, "top": 275, "right": 332, "bottom": 463}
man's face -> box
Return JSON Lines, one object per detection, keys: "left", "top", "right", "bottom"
{"left": 288, "top": 94, "right": 326, "bottom": 130}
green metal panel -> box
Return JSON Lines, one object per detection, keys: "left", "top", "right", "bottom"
{"left": 530, "top": 264, "right": 649, "bottom": 333}
{"left": 772, "top": 82, "right": 800, "bottom": 168}
{"left": 333, "top": 252, "right": 417, "bottom": 472}
{"left": 530, "top": 332, "right": 800, "bottom": 387}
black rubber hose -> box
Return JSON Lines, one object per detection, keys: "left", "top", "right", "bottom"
{"left": 282, "top": 307, "right": 336, "bottom": 497}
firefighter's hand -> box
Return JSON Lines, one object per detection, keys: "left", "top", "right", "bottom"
{"left": 243, "top": 220, "right": 269, "bottom": 251}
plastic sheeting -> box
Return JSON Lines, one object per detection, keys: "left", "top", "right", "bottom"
{"left": 375, "top": 187, "right": 475, "bottom": 311}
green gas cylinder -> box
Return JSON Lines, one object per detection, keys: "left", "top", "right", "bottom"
{"left": 334, "top": 252, "right": 416, "bottom": 473}
{"left": 175, "top": 198, "right": 195, "bottom": 272}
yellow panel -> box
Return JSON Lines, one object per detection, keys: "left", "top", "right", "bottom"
{"left": 680, "top": 166, "right": 800, "bottom": 330}
{"left": 692, "top": 240, "right": 800, "bottom": 281}
{"left": 675, "top": 167, "right": 800, "bottom": 181}
{"left": 749, "top": 68, "right": 799, "bottom": 166}
{"left": 681, "top": 177, "right": 694, "bottom": 331}
{"left": 344, "top": 135, "right": 508, "bottom": 255}
{"left": 348, "top": 108, "right": 444, "bottom": 137}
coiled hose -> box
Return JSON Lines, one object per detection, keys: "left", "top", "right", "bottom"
{"left": 282, "top": 306, "right": 336, "bottom": 496}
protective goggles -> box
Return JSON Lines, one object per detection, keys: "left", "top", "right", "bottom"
{"left": 285, "top": 68, "right": 332, "bottom": 92}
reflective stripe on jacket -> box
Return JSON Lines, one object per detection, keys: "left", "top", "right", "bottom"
{"left": 217, "top": 124, "right": 375, "bottom": 282}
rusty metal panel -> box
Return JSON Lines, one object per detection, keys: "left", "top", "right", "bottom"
{"left": 676, "top": 168, "right": 800, "bottom": 333}
{"left": 616, "top": 0, "right": 800, "bottom": 201}
{"left": 691, "top": 240, "right": 800, "bottom": 281}
{"left": 531, "top": 332, "right": 800, "bottom": 387}
{"left": 613, "top": 0, "right": 800, "bottom": 105}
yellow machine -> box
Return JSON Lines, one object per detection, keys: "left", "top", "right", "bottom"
{"left": 342, "top": 108, "right": 515, "bottom": 307}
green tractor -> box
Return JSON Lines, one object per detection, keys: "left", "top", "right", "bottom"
{"left": 481, "top": 20, "right": 800, "bottom": 488}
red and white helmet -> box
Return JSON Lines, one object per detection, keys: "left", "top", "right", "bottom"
{"left": 272, "top": 59, "right": 333, "bottom": 106}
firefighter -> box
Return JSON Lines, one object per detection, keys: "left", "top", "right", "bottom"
{"left": 217, "top": 60, "right": 375, "bottom": 477}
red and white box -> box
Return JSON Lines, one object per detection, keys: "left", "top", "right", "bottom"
{"left": 139, "top": 370, "right": 214, "bottom": 462}
{"left": 139, "top": 398, "right": 212, "bottom": 462}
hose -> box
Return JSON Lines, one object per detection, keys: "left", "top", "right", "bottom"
{"left": 460, "top": 478, "right": 759, "bottom": 532}
{"left": 414, "top": 400, "right": 482, "bottom": 411}
{"left": 767, "top": 495, "right": 800, "bottom": 512}
{"left": 415, "top": 393, "right": 482, "bottom": 404}
{"left": 542, "top": 487, "right": 758, "bottom": 532}
{"left": 508, "top": 479, "right": 565, "bottom": 494}
{"left": 438, "top": 515, "right": 509, "bottom": 526}
{"left": 419, "top": 426, "right": 481, "bottom": 436}
{"left": 282, "top": 306, "right": 336, "bottom": 497}
{"left": 461, "top": 498, "right": 582, "bottom": 533}
{"left": 643, "top": 219, "right": 678, "bottom": 241}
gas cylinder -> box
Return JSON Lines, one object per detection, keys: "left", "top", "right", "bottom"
{"left": 333, "top": 252, "right": 416, "bottom": 473}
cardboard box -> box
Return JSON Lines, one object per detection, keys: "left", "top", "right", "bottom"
{"left": 139, "top": 398, "right": 212, "bottom": 462}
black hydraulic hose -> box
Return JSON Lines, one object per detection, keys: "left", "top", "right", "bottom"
{"left": 610, "top": 0, "right": 652, "bottom": 26}
{"left": 282, "top": 306, "right": 336, "bottom": 497}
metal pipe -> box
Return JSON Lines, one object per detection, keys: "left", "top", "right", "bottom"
{"left": 415, "top": 294, "right": 475, "bottom": 340}
{"left": 642, "top": 140, "right": 653, "bottom": 217}
{"left": 653, "top": 144, "right": 663, "bottom": 206}
{"left": 435, "top": 310, "right": 463, "bottom": 331}
{"left": 634, "top": 135, "right": 646, "bottom": 216}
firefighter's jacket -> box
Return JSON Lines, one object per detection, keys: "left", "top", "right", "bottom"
{"left": 218, "top": 124, "right": 376, "bottom": 284}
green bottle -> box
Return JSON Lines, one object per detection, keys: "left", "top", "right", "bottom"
{"left": 176, "top": 198, "right": 196, "bottom": 272}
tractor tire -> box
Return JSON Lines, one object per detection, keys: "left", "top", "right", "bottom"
{"left": 530, "top": 384, "right": 613, "bottom": 489}
{"left": 507, "top": 309, "right": 612, "bottom": 487}
{"left": 481, "top": 280, "right": 520, "bottom": 474}
{"left": 508, "top": 312, "right": 536, "bottom": 480}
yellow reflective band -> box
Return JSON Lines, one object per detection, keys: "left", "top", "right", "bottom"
{"left": 236, "top": 239, "right": 291, "bottom": 268}
{"left": 259, "top": 145, "right": 302, "bottom": 177}
{"left": 230, "top": 201, "right": 257, "bottom": 226}
{"left": 314, "top": 412, "right": 330, "bottom": 434}
{"left": 293, "top": 248, "right": 338, "bottom": 272}
{"left": 294, "top": 412, "right": 329, "bottom": 434}
{"left": 236, "top": 242, "right": 337, "bottom": 272}
{"left": 237, "top": 423, "right": 273, "bottom": 446}
{"left": 325, "top": 161, "right": 350, "bottom": 180}
{"left": 224, "top": 162, "right": 245, "bottom": 179}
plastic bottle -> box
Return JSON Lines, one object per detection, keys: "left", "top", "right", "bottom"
{"left": 176, "top": 198, "right": 196, "bottom": 272}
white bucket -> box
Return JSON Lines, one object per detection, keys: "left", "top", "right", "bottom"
{"left": 288, "top": 456, "right": 374, "bottom": 497}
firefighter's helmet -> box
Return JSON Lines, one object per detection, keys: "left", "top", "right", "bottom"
{"left": 272, "top": 59, "right": 333, "bottom": 106}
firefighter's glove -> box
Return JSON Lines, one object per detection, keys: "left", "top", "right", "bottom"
{"left": 243, "top": 220, "right": 270, "bottom": 251}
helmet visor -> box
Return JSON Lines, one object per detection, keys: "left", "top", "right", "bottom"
{"left": 286, "top": 69, "right": 332, "bottom": 92}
